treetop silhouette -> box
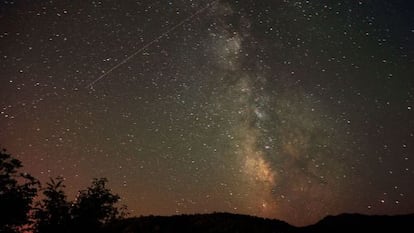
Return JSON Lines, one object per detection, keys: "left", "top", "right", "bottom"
{"left": 0, "top": 148, "right": 39, "bottom": 233}
{"left": 0, "top": 148, "right": 126, "bottom": 233}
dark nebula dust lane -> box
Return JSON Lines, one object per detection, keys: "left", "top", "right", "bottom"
{"left": 1, "top": 0, "right": 413, "bottom": 226}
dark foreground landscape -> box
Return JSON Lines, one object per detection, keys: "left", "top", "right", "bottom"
{"left": 102, "top": 213, "right": 414, "bottom": 233}
{"left": 1, "top": 149, "right": 413, "bottom": 233}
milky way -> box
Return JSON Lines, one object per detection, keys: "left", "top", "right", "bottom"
{"left": 1, "top": 0, "right": 413, "bottom": 226}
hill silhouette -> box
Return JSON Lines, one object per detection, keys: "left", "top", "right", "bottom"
{"left": 1, "top": 149, "right": 413, "bottom": 233}
{"left": 303, "top": 213, "right": 414, "bottom": 233}
{"left": 102, "top": 213, "right": 294, "bottom": 233}
{"left": 102, "top": 212, "right": 414, "bottom": 233}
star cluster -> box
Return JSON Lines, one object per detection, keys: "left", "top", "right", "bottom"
{"left": 1, "top": 0, "right": 413, "bottom": 226}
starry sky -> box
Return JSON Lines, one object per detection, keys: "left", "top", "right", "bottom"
{"left": 1, "top": 0, "right": 413, "bottom": 226}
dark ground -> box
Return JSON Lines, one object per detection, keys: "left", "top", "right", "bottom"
{"left": 102, "top": 212, "right": 414, "bottom": 233}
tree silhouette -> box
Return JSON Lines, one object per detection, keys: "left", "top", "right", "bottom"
{"left": 0, "top": 148, "right": 127, "bottom": 232}
{"left": 70, "top": 178, "right": 125, "bottom": 232}
{"left": 34, "top": 177, "right": 126, "bottom": 232}
{"left": 0, "top": 148, "right": 39, "bottom": 233}
{"left": 34, "top": 176, "right": 71, "bottom": 233}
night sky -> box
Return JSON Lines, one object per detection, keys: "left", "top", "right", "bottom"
{"left": 1, "top": 0, "right": 413, "bottom": 226}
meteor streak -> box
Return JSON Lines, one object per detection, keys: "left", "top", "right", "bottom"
{"left": 85, "top": 1, "right": 218, "bottom": 89}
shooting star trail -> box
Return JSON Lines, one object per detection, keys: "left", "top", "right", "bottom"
{"left": 85, "top": 0, "right": 219, "bottom": 89}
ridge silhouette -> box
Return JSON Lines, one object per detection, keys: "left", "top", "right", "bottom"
{"left": 1, "top": 148, "right": 413, "bottom": 233}
{"left": 102, "top": 212, "right": 414, "bottom": 233}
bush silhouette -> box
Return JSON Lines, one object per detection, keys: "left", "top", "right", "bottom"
{"left": 0, "top": 148, "right": 39, "bottom": 233}
{"left": 70, "top": 178, "right": 125, "bottom": 232}
{"left": 0, "top": 148, "right": 126, "bottom": 233}
{"left": 33, "top": 177, "right": 126, "bottom": 233}
{"left": 34, "top": 177, "right": 71, "bottom": 233}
